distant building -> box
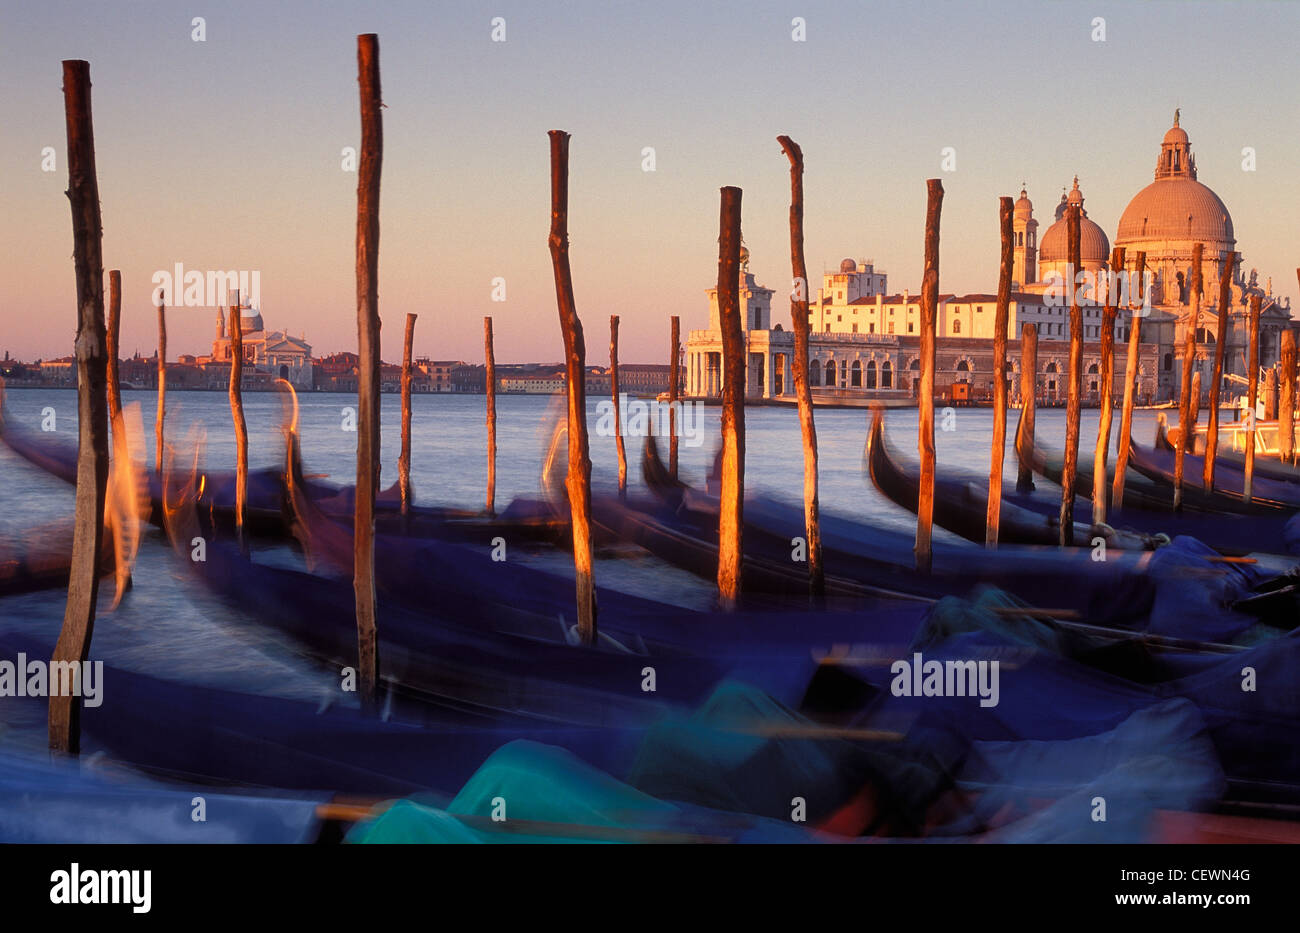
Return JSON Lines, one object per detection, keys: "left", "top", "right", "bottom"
{"left": 208, "top": 299, "right": 313, "bottom": 390}
{"left": 314, "top": 352, "right": 359, "bottom": 392}
{"left": 686, "top": 113, "right": 1295, "bottom": 406}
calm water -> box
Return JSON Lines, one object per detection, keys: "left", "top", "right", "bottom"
{"left": 0, "top": 388, "right": 1164, "bottom": 754}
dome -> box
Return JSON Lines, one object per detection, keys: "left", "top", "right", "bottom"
{"left": 1038, "top": 178, "right": 1109, "bottom": 263}
{"left": 239, "top": 311, "right": 264, "bottom": 333}
{"left": 1039, "top": 214, "right": 1110, "bottom": 263}
{"left": 1115, "top": 113, "right": 1233, "bottom": 247}
{"left": 839, "top": 258, "right": 858, "bottom": 273}
{"left": 1115, "top": 178, "right": 1233, "bottom": 247}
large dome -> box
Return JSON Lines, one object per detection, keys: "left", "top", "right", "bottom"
{"left": 1115, "top": 113, "right": 1234, "bottom": 250}
{"left": 1115, "top": 177, "right": 1233, "bottom": 247}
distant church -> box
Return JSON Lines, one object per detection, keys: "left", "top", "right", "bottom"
{"left": 685, "top": 113, "right": 1294, "bottom": 404}
{"left": 1011, "top": 111, "right": 1293, "bottom": 399}
{"left": 209, "top": 299, "right": 314, "bottom": 390}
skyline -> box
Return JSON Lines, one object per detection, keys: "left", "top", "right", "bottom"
{"left": 3, "top": 1, "right": 1298, "bottom": 366}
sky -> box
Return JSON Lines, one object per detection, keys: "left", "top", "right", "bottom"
{"left": 2, "top": 0, "right": 1298, "bottom": 365}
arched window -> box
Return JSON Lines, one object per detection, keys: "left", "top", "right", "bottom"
{"left": 851, "top": 360, "right": 863, "bottom": 387}
{"left": 1087, "top": 363, "right": 1099, "bottom": 374}
{"left": 809, "top": 358, "right": 821, "bottom": 386}
{"left": 955, "top": 360, "right": 970, "bottom": 382}
{"left": 953, "top": 318, "right": 961, "bottom": 335}
{"left": 866, "top": 359, "right": 877, "bottom": 389}
{"left": 909, "top": 358, "right": 921, "bottom": 371}
{"left": 1163, "top": 352, "right": 1173, "bottom": 372}
{"left": 881, "top": 360, "right": 893, "bottom": 388}
{"left": 825, "top": 360, "right": 836, "bottom": 387}
{"left": 1196, "top": 327, "right": 1215, "bottom": 344}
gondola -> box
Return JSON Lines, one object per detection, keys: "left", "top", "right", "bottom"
{"left": 863, "top": 408, "right": 1152, "bottom": 549}
{"left": 1125, "top": 417, "right": 1300, "bottom": 510}
{"left": 0, "top": 518, "right": 118, "bottom": 597}
{"left": 635, "top": 431, "right": 1176, "bottom": 627}
{"left": 1159, "top": 415, "right": 1300, "bottom": 484}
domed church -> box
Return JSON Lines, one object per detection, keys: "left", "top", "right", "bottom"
{"left": 1014, "top": 112, "right": 1293, "bottom": 400}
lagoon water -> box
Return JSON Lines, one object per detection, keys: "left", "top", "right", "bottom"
{"left": 0, "top": 388, "right": 1164, "bottom": 754}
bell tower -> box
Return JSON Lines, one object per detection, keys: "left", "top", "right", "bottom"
{"left": 1012, "top": 186, "right": 1038, "bottom": 288}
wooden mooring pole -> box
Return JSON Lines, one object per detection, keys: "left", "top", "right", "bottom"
{"left": 228, "top": 292, "right": 248, "bottom": 551}
{"left": 155, "top": 299, "right": 166, "bottom": 478}
{"left": 915, "top": 179, "right": 943, "bottom": 571}
{"left": 1174, "top": 242, "right": 1203, "bottom": 510}
{"left": 1280, "top": 330, "right": 1296, "bottom": 465}
{"left": 610, "top": 315, "right": 627, "bottom": 498}
{"left": 1112, "top": 251, "right": 1146, "bottom": 510}
{"left": 1203, "top": 251, "right": 1237, "bottom": 490}
{"left": 985, "top": 196, "right": 1013, "bottom": 547}
{"left": 1092, "top": 246, "right": 1125, "bottom": 524}
{"left": 1058, "top": 204, "right": 1083, "bottom": 545}
{"left": 106, "top": 270, "right": 124, "bottom": 442}
{"left": 777, "top": 135, "right": 823, "bottom": 598}
{"left": 547, "top": 129, "right": 597, "bottom": 642}
{"left": 399, "top": 312, "right": 417, "bottom": 517}
{"left": 354, "top": 33, "right": 383, "bottom": 707}
{"left": 716, "top": 185, "right": 745, "bottom": 607}
{"left": 50, "top": 59, "right": 109, "bottom": 756}
{"left": 1015, "top": 323, "right": 1037, "bottom": 493}
{"left": 1244, "top": 295, "right": 1261, "bottom": 503}
{"left": 484, "top": 316, "right": 497, "bottom": 516}
{"left": 669, "top": 315, "right": 680, "bottom": 480}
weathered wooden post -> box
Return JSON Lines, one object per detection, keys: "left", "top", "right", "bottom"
{"left": 228, "top": 293, "right": 248, "bottom": 551}
{"left": 399, "top": 312, "right": 417, "bottom": 517}
{"left": 106, "top": 270, "right": 124, "bottom": 439}
{"left": 1244, "top": 295, "right": 1261, "bottom": 503}
{"left": 1058, "top": 204, "right": 1083, "bottom": 545}
{"left": 1203, "top": 251, "right": 1237, "bottom": 489}
{"left": 1281, "top": 330, "right": 1296, "bottom": 464}
{"left": 1091, "top": 246, "right": 1125, "bottom": 524}
{"left": 1015, "top": 323, "right": 1037, "bottom": 493}
{"left": 105, "top": 269, "right": 132, "bottom": 597}
{"left": 484, "top": 316, "right": 497, "bottom": 516}
{"left": 547, "top": 130, "right": 597, "bottom": 641}
{"left": 609, "top": 315, "right": 627, "bottom": 498}
{"left": 915, "top": 179, "right": 943, "bottom": 571}
{"left": 669, "top": 315, "right": 681, "bottom": 479}
{"left": 1112, "top": 251, "right": 1146, "bottom": 509}
{"left": 354, "top": 33, "right": 383, "bottom": 706}
{"left": 50, "top": 59, "right": 109, "bottom": 756}
{"left": 155, "top": 299, "right": 166, "bottom": 478}
{"left": 716, "top": 185, "right": 745, "bottom": 606}
{"left": 985, "top": 197, "right": 1013, "bottom": 547}
{"left": 777, "top": 135, "right": 823, "bottom": 598}
{"left": 1265, "top": 368, "right": 1278, "bottom": 422}
{"left": 1189, "top": 370, "right": 1202, "bottom": 444}
{"left": 1174, "top": 242, "right": 1203, "bottom": 510}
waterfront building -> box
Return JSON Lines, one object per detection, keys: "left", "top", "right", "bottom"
{"left": 685, "top": 114, "right": 1294, "bottom": 406}
{"left": 208, "top": 298, "right": 313, "bottom": 390}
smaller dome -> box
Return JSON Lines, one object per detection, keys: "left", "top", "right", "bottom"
{"left": 1039, "top": 214, "right": 1110, "bottom": 264}
{"left": 1014, "top": 187, "right": 1032, "bottom": 215}
{"left": 840, "top": 258, "right": 858, "bottom": 273}
{"left": 1163, "top": 125, "right": 1189, "bottom": 146}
